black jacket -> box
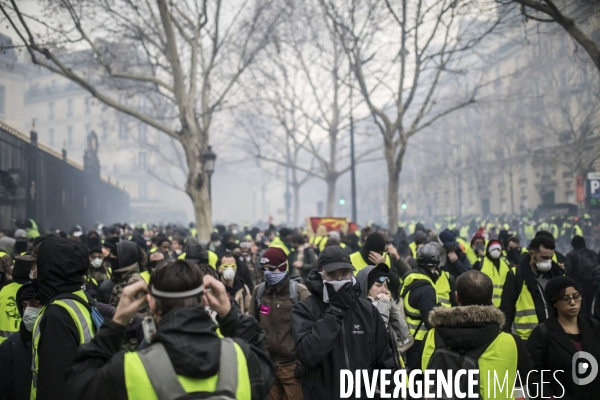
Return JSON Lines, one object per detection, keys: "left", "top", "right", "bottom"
{"left": 0, "top": 324, "right": 32, "bottom": 400}
{"left": 565, "top": 247, "right": 598, "bottom": 284}
{"left": 64, "top": 306, "right": 274, "bottom": 400}
{"left": 526, "top": 314, "right": 600, "bottom": 400}
{"left": 424, "top": 305, "right": 532, "bottom": 378}
{"left": 291, "top": 269, "right": 396, "bottom": 400}
{"left": 402, "top": 270, "right": 439, "bottom": 331}
{"left": 444, "top": 247, "right": 472, "bottom": 278}
{"left": 499, "top": 254, "right": 563, "bottom": 332}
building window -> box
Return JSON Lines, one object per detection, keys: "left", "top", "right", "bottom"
{"left": 67, "top": 126, "right": 73, "bottom": 144}
{"left": 139, "top": 181, "right": 148, "bottom": 200}
{"left": 48, "top": 102, "right": 54, "bottom": 120}
{"left": 138, "top": 123, "right": 147, "bottom": 142}
{"left": 49, "top": 128, "right": 54, "bottom": 146}
{"left": 85, "top": 97, "right": 91, "bottom": 114}
{"left": 0, "top": 85, "right": 5, "bottom": 115}
{"left": 119, "top": 121, "right": 128, "bottom": 139}
{"left": 67, "top": 99, "right": 73, "bottom": 117}
{"left": 139, "top": 152, "right": 147, "bottom": 169}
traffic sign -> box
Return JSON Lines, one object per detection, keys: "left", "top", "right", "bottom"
{"left": 587, "top": 173, "right": 600, "bottom": 208}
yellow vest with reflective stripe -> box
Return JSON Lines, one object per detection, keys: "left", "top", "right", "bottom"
{"left": 140, "top": 270, "right": 150, "bottom": 283}
{"left": 269, "top": 237, "right": 290, "bottom": 256}
{"left": 31, "top": 290, "right": 94, "bottom": 400}
{"left": 409, "top": 242, "right": 417, "bottom": 258}
{"left": 123, "top": 339, "right": 251, "bottom": 400}
{"left": 401, "top": 272, "right": 435, "bottom": 341}
{"left": 480, "top": 257, "right": 510, "bottom": 308}
{"left": 514, "top": 281, "right": 538, "bottom": 340}
{"left": 178, "top": 251, "right": 218, "bottom": 268}
{"left": 422, "top": 328, "right": 518, "bottom": 399}
{"left": 350, "top": 251, "right": 391, "bottom": 275}
{"left": 435, "top": 271, "right": 451, "bottom": 308}
{"left": 0, "top": 282, "right": 23, "bottom": 343}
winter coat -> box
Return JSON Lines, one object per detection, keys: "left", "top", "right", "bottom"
{"left": 291, "top": 269, "right": 396, "bottom": 400}
{"left": 224, "top": 276, "right": 252, "bottom": 315}
{"left": 444, "top": 247, "right": 472, "bottom": 278}
{"left": 499, "top": 254, "right": 563, "bottom": 332}
{"left": 526, "top": 314, "right": 600, "bottom": 400}
{"left": 565, "top": 247, "right": 598, "bottom": 284}
{"left": 0, "top": 324, "right": 32, "bottom": 400}
{"left": 249, "top": 274, "right": 310, "bottom": 366}
{"left": 64, "top": 306, "right": 276, "bottom": 400}
{"left": 288, "top": 245, "right": 317, "bottom": 282}
{"left": 425, "top": 305, "right": 532, "bottom": 377}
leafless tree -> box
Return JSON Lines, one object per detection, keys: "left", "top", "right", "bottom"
{"left": 319, "top": 0, "right": 504, "bottom": 230}
{"left": 506, "top": 0, "right": 600, "bottom": 72}
{"left": 0, "top": 0, "right": 280, "bottom": 238}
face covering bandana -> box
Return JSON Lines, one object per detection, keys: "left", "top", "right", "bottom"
{"left": 489, "top": 248, "right": 502, "bottom": 260}
{"left": 23, "top": 307, "right": 41, "bottom": 332}
{"left": 91, "top": 258, "right": 104, "bottom": 268}
{"left": 322, "top": 275, "right": 356, "bottom": 303}
{"left": 264, "top": 270, "right": 287, "bottom": 286}
{"left": 222, "top": 267, "right": 236, "bottom": 281}
{"left": 536, "top": 259, "right": 552, "bottom": 272}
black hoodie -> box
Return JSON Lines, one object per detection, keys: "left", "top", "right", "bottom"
{"left": 291, "top": 269, "right": 396, "bottom": 400}
{"left": 65, "top": 306, "right": 274, "bottom": 400}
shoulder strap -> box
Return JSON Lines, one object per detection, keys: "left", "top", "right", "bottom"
{"left": 255, "top": 282, "right": 266, "bottom": 308}
{"left": 215, "top": 338, "right": 239, "bottom": 397}
{"left": 400, "top": 280, "right": 430, "bottom": 299}
{"left": 138, "top": 342, "right": 187, "bottom": 400}
{"left": 289, "top": 279, "right": 299, "bottom": 304}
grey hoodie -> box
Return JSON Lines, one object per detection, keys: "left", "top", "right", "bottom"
{"left": 0, "top": 236, "right": 15, "bottom": 254}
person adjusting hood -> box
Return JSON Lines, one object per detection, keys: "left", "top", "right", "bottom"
{"left": 291, "top": 245, "right": 396, "bottom": 400}
{"left": 349, "top": 232, "right": 391, "bottom": 275}
{"left": 31, "top": 236, "right": 94, "bottom": 400}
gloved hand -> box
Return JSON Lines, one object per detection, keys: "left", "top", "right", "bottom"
{"left": 325, "top": 282, "right": 355, "bottom": 310}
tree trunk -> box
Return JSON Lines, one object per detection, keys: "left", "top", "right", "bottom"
{"left": 293, "top": 183, "right": 300, "bottom": 227}
{"left": 183, "top": 136, "right": 212, "bottom": 240}
{"left": 508, "top": 169, "right": 515, "bottom": 214}
{"left": 387, "top": 172, "right": 400, "bottom": 232}
{"left": 325, "top": 176, "right": 336, "bottom": 216}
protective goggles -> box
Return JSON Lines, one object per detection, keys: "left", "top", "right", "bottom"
{"left": 374, "top": 276, "right": 389, "bottom": 284}
{"left": 239, "top": 242, "right": 252, "bottom": 249}
{"left": 220, "top": 264, "right": 237, "bottom": 270}
{"left": 261, "top": 261, "right": 287, "bottom": 272}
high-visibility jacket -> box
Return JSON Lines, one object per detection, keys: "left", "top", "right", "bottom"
{"left": 435, "top": 271, "right": 452, "bottom": 307}
{"left": 26, "top": 219, "right": 40, "bottom": 239}
{"left": 456, "top": 237, "right": 467, "bottom": 253}
{"left": 459, "top": 226, "right": 469, "bottom": 240}
{"left": 190, "top": 228, "right": 197, "bottom": 238}
{"left": 31, "top": 290, "right": 94, "bottom": 399}
{"left": 310, "top": 236, "right": 328, "bottom": 252}
{"left": 177, "top": 250, "right": 218, "bottom": 268}
{"left": 513, "top": 281, "right": 540, "bottom": 340}
{"left": 123, "top": 338, "right": 251, "bottom": 400}
{"left": 0, "top": 282, "right": 23, "bottom": 343}
{"left": 465, "top": 244, "right": 480, "bottom": 266}
{"left": 422, "top": 329, "right": 518, "bottom": 400}
{"left": 140, "top": 271, "right": 150, "bottom": 283}
{"left": 349, "top": 251, "right": 391, "bottom": 275}
{"left": 573, "top": 225, "right": 583, "bottom": 238}
{"left": 524, "top": 224, "right": 535, "bottom": 241}
{"left": 269, "top": 237, "right": 290, "bottom": 256}
{"left": 409, "top": 242, "right": 418, "bottom": 258}
{"left": 480, "top": 257, "right": 511, "bottom": 307}
{"left": 401, "top": 272, "right": 435, "bottom": 341}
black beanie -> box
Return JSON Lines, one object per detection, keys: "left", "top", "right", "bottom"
{"left": 367, "top": 264, "right": 389, "bottom": 290}
{"left": 544, "top": 276, "right": 581, "bottom": 305}
{"left": 365, "top": 232, "right": 386, "bottom": 253}
{"left": 12, "top": 258, "right": 33, "bottom": 284}
{"left": 571, "top": 235, "right": 586, "bottom": 249}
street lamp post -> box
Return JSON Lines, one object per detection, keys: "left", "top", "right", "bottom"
{"left": 202, "top": 146, "right": 217, "bottom": 204}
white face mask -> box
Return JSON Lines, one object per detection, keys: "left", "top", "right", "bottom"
{"left": 90, "top": 258, "right": 104, "bottom": 268}
{"left": 489, "top": 249, "right": 502, "bottom": 259}
{"left": 222, "top": 267, "right": 236, "bottom": 281}
{"left": 536, "top": 259, "right": 552, "bottom": 272}
{"left": 23, "top": 306, "right": 41, "bottom": 332}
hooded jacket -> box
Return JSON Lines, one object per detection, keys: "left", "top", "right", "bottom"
{"left": 109, "top": 241, "right": 146, "bottom": 308}
{"left": 34, "top": 236, "right": 90, "bottom": 400}
{"left": 223, "top": 275, "right": 251, "bottom": 315}
{"left": 64, "top": 306, "right": 275, "bottom": 400}
{"left": 424, "top": 305, "right": 531, "bottom": 377}
{"left": 499, "top": 254, "right": 563, "bottom": 332}
{"left": 291, "top": 269, "right": 396, "bottom": 400}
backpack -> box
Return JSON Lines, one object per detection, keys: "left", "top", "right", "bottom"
{"left": 255, "top": 276, "right": 301, "bottom": 309}
{"left": 137, "top": 338, "right": 239, "bottom": 400}
{"left": 423, "top": 330, "right": 497, "bottom": 399}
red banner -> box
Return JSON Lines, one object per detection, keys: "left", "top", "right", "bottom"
{"left": 576, "top": 176, "right": 585, "bottom": 203}
{"left": 306, "top": 217, "right": 357, "bottom": 235}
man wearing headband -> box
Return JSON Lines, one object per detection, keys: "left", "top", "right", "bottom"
{"left": 65, "top": 259, "right": 275, "bottom": 400}
{"left": 249, "top": 247, "right": 310, "bottom": 400}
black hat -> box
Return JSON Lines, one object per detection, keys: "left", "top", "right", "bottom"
{"left": 544, "top": 276, "right": 581, "bottom": 305}
{"left": 318, "top": 246, "right": 355, "bottom": 272}
{"left": 367, "top": 264, "right": 389, "bottom": 289}
{"left": 210, "top": 232, "right": 220, "bottom": 241}
{"left": 88, "top": 246, "right": 103, "bottom": 254}
{"left": 439, "top": 229, "right": 457, "bottom": 247}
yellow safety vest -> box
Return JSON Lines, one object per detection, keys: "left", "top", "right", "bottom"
{"left": 349, "top": 251, "right": 391, "bottom": 275}
{"left": 459, "top": 226, "right": 469, "bottom": 239}
{"left": 514, "top": 281, "right": 538, "bottom": 340}
{"left": 177, "top": 251, "right": 218, "bottom": 268}
{"left": 190, "top": 228, "right": 197, "bottom": 238}
{"left": 124, "top": 338, "right": 251, "bottom": 400}
{"left": 480, "top": 257, "right": 510, "bottom": 308}
{"left": 140, "top": 270, "right": 150, "bottom": 284}
{"left": 0, "top": 282, "right": 23, "bottom": 343}
{"left": 422, "top": 329, "right": 518, "bottom": 400}
{"left": 409, "top": 242, "right": 418, "bottom": 258}
{"left": 269, "top": 237, "right": 290, "bottom": 256}
{"left": 401, "top": 272, "right": 435, "bottom": 341}
{"left": 465, "top": 244, "right": 480, "bottom": 266}
{"left": 524, "top": 225, "right": 535, "bottom": 240}
{"left": 435, "top": 271, "right": 452, "bottom": 308}
{"left": 31, "top": 290, "right": 94, "bottom": 400}
{"left": 310, "top": 236, "right": 327, "bottom": 251}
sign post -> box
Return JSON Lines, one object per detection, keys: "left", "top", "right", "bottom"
{"left": 587, "top": 172, "right": 600, "bottom": 209}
